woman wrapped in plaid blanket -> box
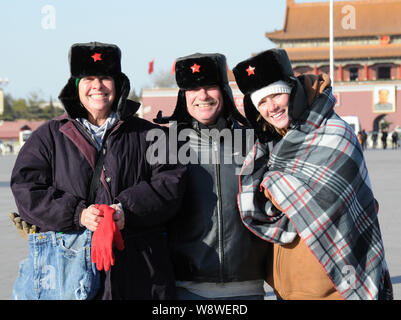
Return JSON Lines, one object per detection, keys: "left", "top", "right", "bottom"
{"left": 232, "top": 49, "right": 393, "bottom": 300}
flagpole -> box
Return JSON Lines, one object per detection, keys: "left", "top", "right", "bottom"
{"left": 329, "top": 0, "right": 334, "bottom": 91}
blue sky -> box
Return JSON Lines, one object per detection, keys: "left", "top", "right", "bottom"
{"left": 0, "top": 0, "right": 330, "bottom": 101}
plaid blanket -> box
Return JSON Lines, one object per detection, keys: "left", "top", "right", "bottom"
{"left": 238, "top": 88, "right": 393, "bottom": 300}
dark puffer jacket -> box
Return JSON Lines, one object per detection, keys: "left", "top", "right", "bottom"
{"left": 10, "top": 73, "right": 187, "bottom": 299}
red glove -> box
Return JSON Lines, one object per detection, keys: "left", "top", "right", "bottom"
{"left": 101, "top": 204, "right": 125, "bottom": 252}
{"left": 91, "top": 204, "right": 125, "bottom": 271}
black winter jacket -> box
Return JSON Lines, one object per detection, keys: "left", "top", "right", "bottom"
{"left": 11, "top": 74, "right": 187, "bottom": 299}
{"left": 168, "top": 118, "right": 270, "bottom": 283}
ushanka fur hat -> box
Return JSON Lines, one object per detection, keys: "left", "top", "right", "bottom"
{"left": 154, "top": 53, "right": 246, "bottom": 126}
{"left": 69, "top": 42, "right": 122, "bottom": 78}
{"left": 175, "top": 53, "right": 229, "bottom": 90}
{"left": 59, "top": 41, "right": 139, "bottom": 120}
{"left": 232, "top": 48, "right": 308, "bottom": 142}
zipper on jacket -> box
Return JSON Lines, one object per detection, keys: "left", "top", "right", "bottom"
{"left": 197, "top": 126, "right": 225, "bottom": 282}
{"left": 213, "top": 138, "right": 224, "bottom": 282}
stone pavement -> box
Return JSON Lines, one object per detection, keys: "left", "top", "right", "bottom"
{"left": 364, "top": 149, "right": 401, "bottom": 299}
{"left": 0, "top": 150, "right": 400, "bottom": 300}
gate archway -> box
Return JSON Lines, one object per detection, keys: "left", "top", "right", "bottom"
{"left": 373, "top": 114, "right": 387, "bottom": 132}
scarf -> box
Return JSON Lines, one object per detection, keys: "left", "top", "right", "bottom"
{"left": 77, "top": 112, "right": 118, "bottom": 151}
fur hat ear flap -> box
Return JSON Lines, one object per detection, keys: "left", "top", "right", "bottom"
{"left": 243, "top": 94, "right": 259, "bottom": 129}
{"left": 287, "top": 76, "right": 308, "bottom": 121}
{"left": 166, "top": 89, "right": 191, "bottom": 123}
{"left": 58, "top": 77, "right": 88, "bottom": 119}
{"left": 113, "top": 73, "right": 138, "bottom": 119}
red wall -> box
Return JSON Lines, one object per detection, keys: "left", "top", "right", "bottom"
{"left": 334, "top": 89, "right": 401, "bottom": 132}
{"left": 141, "top": 96, "right": 177, "bottom": 123}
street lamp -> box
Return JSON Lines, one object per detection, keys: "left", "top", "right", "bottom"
{"left": 0, "top": 78, "right": 9, "bottom": 87}
{"left": 329, "top": 0, "right": 334, "bottom": 91}
{"left": 0, "top": 77, "right": 9, "bottom": 116}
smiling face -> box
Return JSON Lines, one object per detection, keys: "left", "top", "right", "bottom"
{"left": 78, "top": 75, "right": 116, "bottom": 122}
{"left": 257, "top": 93, "right": 291, "bottom": 130}
{"left": 185, "top": 86, "right": 223, "bottom": 125}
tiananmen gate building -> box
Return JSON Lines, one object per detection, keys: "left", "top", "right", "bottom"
{"left": 141, "top": 0, "right": 401, "bottom": 141}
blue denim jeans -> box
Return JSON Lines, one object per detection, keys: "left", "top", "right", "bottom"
{"left": 12, "top": 229, "right": 100, "bottom": 300}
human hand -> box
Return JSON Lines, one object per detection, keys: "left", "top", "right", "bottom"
{"left": 109, "top": 204, "right": 125, "bottom": 230}
{"left": 80, "top": 205, "right": 103, "bottom": 232}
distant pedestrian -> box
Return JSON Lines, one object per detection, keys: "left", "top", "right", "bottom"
{"left": 381, "top": 128, "right": 388, "bottom": 149}
{"left": 357, "top": 131, "right": 363, "bottom": 148}
{"left": 391, "top": 131, "right": 399, "bottom": 149}
{"left": 372, "top": 131, "right": 378, "bottom": 149}
{"left": 361, "top": 129, "right": 367, "bottom": 150}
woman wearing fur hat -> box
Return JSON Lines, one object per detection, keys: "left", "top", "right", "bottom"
{"left": 11, "top": 42, "right": 187, "bottom": 300}
{"left": 233, "top": 48, "right": 393, "bottom": 300}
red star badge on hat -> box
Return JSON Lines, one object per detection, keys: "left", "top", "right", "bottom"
{"left": 91, "top": 53, "right": 102, "bottom": 62}
{"left": 246, "top": 65, "right": 255, "bottom": 76}
{"left": 190, "top": 63, "right": 201, "bottom": 73}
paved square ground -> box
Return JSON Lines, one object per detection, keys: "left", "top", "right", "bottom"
{"left": 1, "top": 149, "right": 400, "bottom": 300}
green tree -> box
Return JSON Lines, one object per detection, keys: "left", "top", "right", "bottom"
{"left": 152, "top": 70, "right": 176, "bottom": 88}
{"left": 5, "top": 91, "right": 64, "bottom": 120}
{"left": 13, "top": 98, "right": 29, "bottom": 119}
{"left": 26, "top": 91, "right": 45, "bottom": 120}
{"left": 41, "top": 96, "right": 64, "bottom": 119}
{"left": 129, "top": 88, "right": 142, "bottom": 102}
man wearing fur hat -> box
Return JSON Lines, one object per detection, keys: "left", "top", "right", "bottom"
{"left": 233, "top": 48, "right": 393, "bottom": 300}
{"left": 155, "top": 53, "right": 271, "bottom": 299}
{"left": 10, "top": 42, "right": 187, "bottom": 300}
